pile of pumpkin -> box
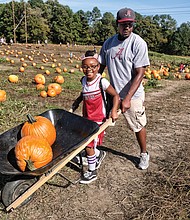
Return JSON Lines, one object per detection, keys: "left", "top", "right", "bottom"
{"left": 14, "top": 114, "right": 56, "bottom": 172}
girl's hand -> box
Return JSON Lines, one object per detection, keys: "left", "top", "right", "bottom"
{"left": 111, "top": 110, "right": 119, "bottom": 122}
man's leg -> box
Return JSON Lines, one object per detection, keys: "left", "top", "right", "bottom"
{"left": 135, "top": 127, "right": 146, "bottom": 153}
{"left": 136, "top": 127, "right": 149, "bottom": 169}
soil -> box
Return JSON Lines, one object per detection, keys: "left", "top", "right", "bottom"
{"left": 0, "top": 45, "right": 189, "bottom": 219}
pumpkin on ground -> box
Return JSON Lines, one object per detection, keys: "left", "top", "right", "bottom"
{"left": 19, "top": 67, "right": 25, "bottom": 72}
{"left": 47, "top": 88, "right": 57, "bottom": 97}
{"left": 54, "top": 75, "right": 64, "bottom": 84}
{"left": 34, "top": 74, "right": 46, "bottom": 85}
{"left": 40, "top": 90, "right": 47, "bottom": 98}
{"left": 8, "top": 75, "right": 19, "bottom": 83}
{"left": 185, "top": 73, "right": 190, "bottom": 80}
{"left": 48, "top": 83, "right": 62, "bottom": 95}
{"left": 36, "top": 83, "right": 45, "bottom": 90}
{"left": 15, "top": 135, "right": 53, "bottom": 171}
{"left": 21, "top": 114, "right": 56, "bottom": 146}
{"left": 0, "top": 90, "right": 6, "bottom": 102}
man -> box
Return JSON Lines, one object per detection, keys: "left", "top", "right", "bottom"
{"left": 98, "top": 7, "right": 150, "bottom": 169}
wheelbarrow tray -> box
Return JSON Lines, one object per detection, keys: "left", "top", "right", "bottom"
{"left": 0, "top": 109, "right": 99, "bottom": 176}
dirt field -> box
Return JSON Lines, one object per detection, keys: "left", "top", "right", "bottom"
{"left": 0, "top": 44, "right": 189, "bottom": 219}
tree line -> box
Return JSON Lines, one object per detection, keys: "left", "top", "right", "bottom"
{"left": 0, "top": 0, "right": 190, "bottom": 56}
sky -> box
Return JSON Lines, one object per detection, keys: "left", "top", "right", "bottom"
{"left": 58, "top": 0, "right": 190, "bottom": 27}
{"left": 0, "top": 0, "right": 189, "bottom": 26}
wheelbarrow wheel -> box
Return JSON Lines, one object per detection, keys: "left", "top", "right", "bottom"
{"left": 1, "top": 177, "right": 36, "bottom": 208}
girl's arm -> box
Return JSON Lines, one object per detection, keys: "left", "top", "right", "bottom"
{"left": 105, "top": 85, "right": 120, "bottom": 121}
{"left": 71, "top": 92, "right": 83, "bottom": 112}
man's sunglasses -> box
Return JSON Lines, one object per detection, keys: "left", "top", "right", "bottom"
{"left": 119, "top": 22, "right": 134, "bottom": 28}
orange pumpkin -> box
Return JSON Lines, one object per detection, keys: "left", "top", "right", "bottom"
{"left": 40, "top": 90, "right": 47, "bottom": 98}
{"left": 55, "top": 67, "right": 61, "bottom": 74}
{"left": 0, "top": 90, "right": 6, "bottom": 102}
{"left": 34, "top": 74, "right": 45, "bottom": 85}
{"left": 48, "top": 83, "right": 62, "bottom": 95}
{"left": 47, "top": 88, "right": 57, "bottom": 97}
{"left": 21, "top": 114, "right": 56, "bottom": 146}
{"left": 15, "top": 135, "right": 53, "bottom": 171}
{"left": 63, "top": 67, "right": 67, "bottom": 72}
{"left": 36, "top": 83, "right": 45, "bottom": 90}
{"left": 54, "top": 75, "right": 64, "bottom": 84}
{"left": 45, "top": 70, "right": 51, "bottom": 75}
{"left": 19, "top": 67, "right": 25, "bottom": 72}
{"left": 185, "top": 73, "right": 190, "bottom": 80}
{"left": 8, "top": 75, "right": 19, "bottom": 83}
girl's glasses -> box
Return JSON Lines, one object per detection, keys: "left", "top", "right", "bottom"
{"left": 82, "top": 64, "right": 99, "bottom": 70}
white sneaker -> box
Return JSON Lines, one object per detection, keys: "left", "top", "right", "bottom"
{"left": 138, "top": 152, "right": 149, "bottom": 170}
{"left": 75, "top": 156, "right": 88, "bottom": 166}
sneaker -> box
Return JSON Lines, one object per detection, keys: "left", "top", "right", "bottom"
{"left": 75, "top": 155, "right": 88, "bottom": 166}
{"left": 138, "top": 152, "right": 150, "bottom": 170}
{"left": 96, "top": 150, "right": 106, "bottom": 169}
{"left": 79, "top": 170, "right": 97, "bottom": 184}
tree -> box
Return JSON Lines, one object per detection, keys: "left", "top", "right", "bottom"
{"left": 0, "top": 3, "right": 13, "bottom": 41}
{"left": 26, "top": 5, "right": 50, "bottom": 43}
{"left": 168, "top": 22, "right": 190, "bottom": 56}
{"left": 93, "top": 12, "right": 116, "bottom": 45}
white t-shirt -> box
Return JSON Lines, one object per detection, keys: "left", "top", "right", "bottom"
{"left": 99, "top": 32, "right": 150, "bottom": 99}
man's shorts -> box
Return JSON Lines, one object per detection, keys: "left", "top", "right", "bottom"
{"left": 123, "top": 95, "right": 147, "bottom": 132}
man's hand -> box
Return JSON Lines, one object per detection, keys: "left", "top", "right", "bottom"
{"left": 121, "top": 98, "right": 131, "bottom": 113}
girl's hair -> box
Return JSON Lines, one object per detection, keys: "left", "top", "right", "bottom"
{"left": 85, "top": 50, "right": 96, "bottom": 57}
{"left": 82, "top": 50, "right": 98, "bottom": 61}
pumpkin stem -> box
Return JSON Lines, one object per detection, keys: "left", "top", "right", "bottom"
{"left": 27, "top": 114, "right": 37, "bottom": 124}
{"left": 25, "top": 160, "right": 36, "bottom": 171}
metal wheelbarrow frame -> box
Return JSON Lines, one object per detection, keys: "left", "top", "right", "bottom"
{"left": 0, "top": 108, "right": 116, "bottom": 212}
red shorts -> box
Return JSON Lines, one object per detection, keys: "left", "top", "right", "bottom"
{"left": 87, "top": 130, "right": 105, "bottom": 148}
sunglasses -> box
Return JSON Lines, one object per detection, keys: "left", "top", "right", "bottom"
{"left": 119, "top": 22, "right": 134, "bottom": 28}
{"left": 82, "top": 64, "right": 99, "bottom": 70}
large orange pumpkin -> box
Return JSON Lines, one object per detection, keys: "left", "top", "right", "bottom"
{"left": 21, "top": 114, "right": 56, "bottom": 146}
{"left": 48, "top": 83, "right": 62, "bottom": 95}
{"left": 15, "top": 135, "right": 53, "bottom": 171}
{"left": 0, "top": 90, "right": 6, "bottom": 102}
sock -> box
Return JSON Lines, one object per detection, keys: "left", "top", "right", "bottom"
{"left": 87, "top": 154, "right": 96, "bottom": 171}
{"left": 95, "top": 147, "right": 100, "bottom": 157}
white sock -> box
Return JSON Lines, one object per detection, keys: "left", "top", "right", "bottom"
{"left": 87, "top": 154, "right": 96, "bottom": 171}
{"left": 95, "top": 147, "right": 100, "bottom": 157}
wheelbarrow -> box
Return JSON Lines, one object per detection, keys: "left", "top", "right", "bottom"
{"left": 0, "top": 108, "right": 117, "bottom": 212}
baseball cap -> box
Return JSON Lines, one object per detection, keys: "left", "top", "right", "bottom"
{"left": 117, "top": 8, "right": 136, "bottom": 23}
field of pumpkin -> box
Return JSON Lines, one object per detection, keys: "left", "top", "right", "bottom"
{"left": 0, "top": 43, "right": 190, "bottom": 107}
{"left": 0, "top": 43, "right": 190, "bottom": 219}
{"left": 1, "top": 44, "right": 190, "bottom": 105}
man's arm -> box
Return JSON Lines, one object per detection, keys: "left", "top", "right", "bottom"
{"left": 121, "top": 67, "right": 145, "bottom": 112}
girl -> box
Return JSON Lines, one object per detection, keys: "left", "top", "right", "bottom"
{"left": 71, "top": 50, "right": 120, "bottom": 184}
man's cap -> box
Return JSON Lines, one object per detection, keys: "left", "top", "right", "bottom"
{"left": 117, "top": 8, "right": 136, "bottom": 23}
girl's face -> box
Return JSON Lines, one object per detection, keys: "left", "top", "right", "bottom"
{"left": 82, "top": 58, "right": 100, "bottom": 81}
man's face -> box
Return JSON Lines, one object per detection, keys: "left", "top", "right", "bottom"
{"left": 118, "top": 22, "right": 134, "bottom": 39}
